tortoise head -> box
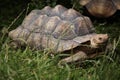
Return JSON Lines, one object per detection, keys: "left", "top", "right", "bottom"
{"left": 90, "top": 34, "right": 108, "bottom": 48}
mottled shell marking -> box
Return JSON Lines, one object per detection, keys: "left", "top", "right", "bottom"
{"left": 79, "top": 0, "right": 120, "bottom": 17}
{"left": 9, "top": 5, "right": 95, "bottom": 52}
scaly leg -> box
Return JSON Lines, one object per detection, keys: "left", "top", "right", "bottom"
{"left": 58, "top": 51, "right": 88, "bottom": 65}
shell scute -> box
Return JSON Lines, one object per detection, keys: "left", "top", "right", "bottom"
{"left": 53, "top": 21, "right": 77, "bottom": 40}
{"left": 41, "top": 6, "right": 52, "bottom": 15}
{"left": 49, "top": 5, "right": 67, "bottom": 17}
{"left": 80, "top": 0, "right": 120, "bottom": 17}
{"left": 113, "top": 0, "right": 120, "bottom": 9}
{"left": 24, "top": 15, "right": 48, "bottom": 32}
{"left": 22, "top": 9, "right": 48, "bottom": 27}
{"left": 61, "top": 9, "right": 82, "bottom": 21}
{"left": 73, "top": 16, "right": 94, "bottom": 36}
{"left": 44, "top": 16, "right": 61, "bottom": 34}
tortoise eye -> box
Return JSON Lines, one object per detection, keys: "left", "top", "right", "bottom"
{"left": 98, "top": 37, "right": 102, "bottom": 40}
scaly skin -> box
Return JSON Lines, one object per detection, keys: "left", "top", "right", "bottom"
{"left": 58, "top": 34, "right": 108, "bottom": 65}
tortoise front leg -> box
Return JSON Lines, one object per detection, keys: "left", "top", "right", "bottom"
{"left": 58, "top": 51, "right": 88, "bottom": 64}
{"left": 9, "top": 40, "right": 20, "bottom": 49}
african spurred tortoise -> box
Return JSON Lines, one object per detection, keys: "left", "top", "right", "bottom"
{"left": 9, "top": 5, "right": 109, "bottom": 64}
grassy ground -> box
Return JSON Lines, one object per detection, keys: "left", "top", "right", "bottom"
{"left": 0, "top": 1, "right": 120, "bottom": 80}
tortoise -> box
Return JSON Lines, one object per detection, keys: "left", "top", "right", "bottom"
{"left": 9, "top": 5, "right": 109, "bottom": 64}
{"left": 79, "top": 0, "right": 120, "bottom": 18}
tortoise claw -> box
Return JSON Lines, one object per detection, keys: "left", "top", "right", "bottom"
{"left": 9, "top": 40, "right": 19, "bottom": 49}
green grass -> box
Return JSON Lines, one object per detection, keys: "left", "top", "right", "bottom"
{"left": 0, "top": 35, "right": 120, "bottom": 80}
{"left": 0, "top": 1, "right": 120, "bottom": 80}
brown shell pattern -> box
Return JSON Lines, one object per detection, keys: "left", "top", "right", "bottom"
{"left": 79, "top": 0, "right": 120, "bottom": 17}
{"left": 9, "top": 5, "right": 95, "bottom": 52}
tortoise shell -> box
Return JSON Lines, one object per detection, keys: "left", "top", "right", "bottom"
{"left": 9, "top": 5, "right": 95, "bottom": 52}
{"left": 79, "top": 0, "right": 120, "bottom": 18}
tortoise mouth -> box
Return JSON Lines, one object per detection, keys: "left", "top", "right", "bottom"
{"left": 94, "top": 40, "right": 108, "bottom": 48}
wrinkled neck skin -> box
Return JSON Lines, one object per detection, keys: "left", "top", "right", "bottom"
{"left": 90, "top": 37, "right": 108, "bottom": 49}
{"left": 82, "top": 40, "right": 107, "bottom": 58}
{"left": 90, "top": 38, "right": 99, "bottom": 48}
